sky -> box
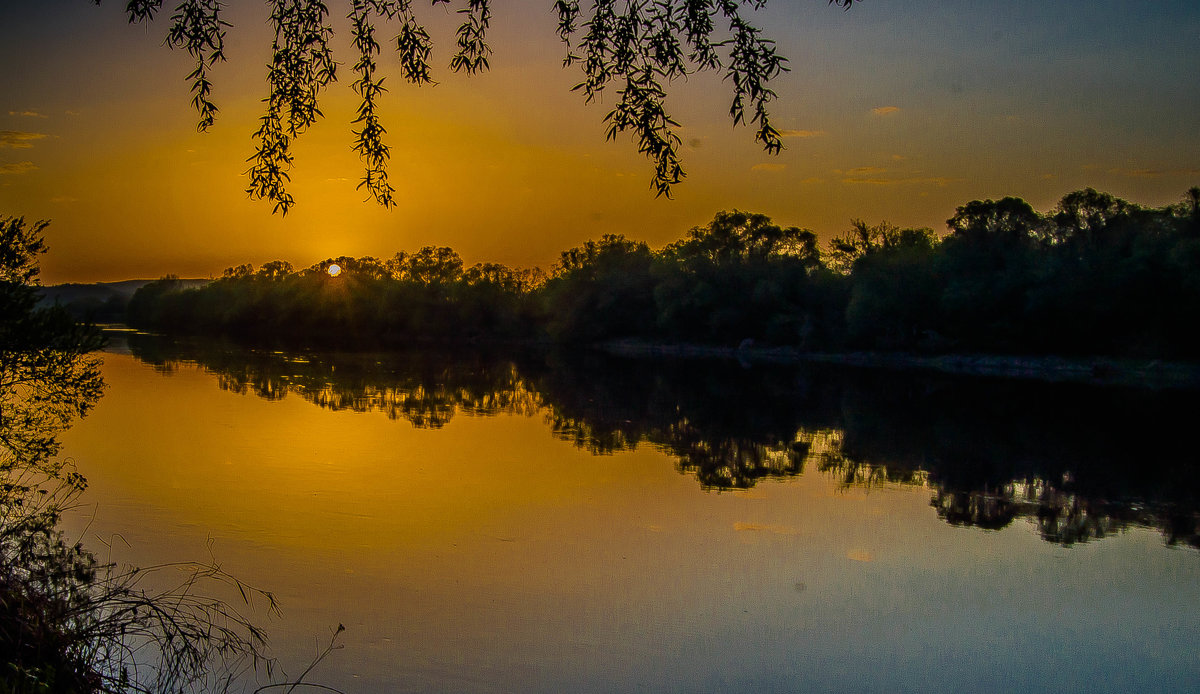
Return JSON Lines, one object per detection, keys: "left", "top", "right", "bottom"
{"left": 1, "top": 0, "right": 1198, "bottom": 284}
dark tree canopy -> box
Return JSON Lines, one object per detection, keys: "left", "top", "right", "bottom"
{"left": 91, "top": 0, "right": 860, "bottom": 212}
{"left": 122, "top": 186, "right": 1200, "bottom": 358}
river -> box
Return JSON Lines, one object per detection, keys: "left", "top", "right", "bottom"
{"left": 55, "top": 334, "right": 1200, "bottom": 693}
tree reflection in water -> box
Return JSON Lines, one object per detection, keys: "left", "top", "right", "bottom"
{"left": 129, "top": 335, "right": 543, "bottom": 428}
{"left": 824, "top": 374, "right": 1200, "bottom": 548}
{"left": 126, "top": 333, "right": 1199, "bottom": 550}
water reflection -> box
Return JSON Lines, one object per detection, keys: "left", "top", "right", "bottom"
{"left": 530, "top": 354, "right": 835, "bottom": 488}
{"left": 827, "top": 377, "right": 1200, "bottom": 548}
{"left": 124, "top": 333, "right": 1199, "bottom": 550}
{"left": 127, "top": 334, "right": 542, "bottom": 426}
{"left": 932, "top": 485, "right": 1199, "bottom": 548}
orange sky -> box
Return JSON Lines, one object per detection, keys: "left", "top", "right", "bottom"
{"left": 1, "top": 0, "right": 1198, "bottom": 284}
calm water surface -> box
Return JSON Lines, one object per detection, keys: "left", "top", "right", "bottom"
{"left": 58, "top": 336, "right": 1200, "bottom": 693}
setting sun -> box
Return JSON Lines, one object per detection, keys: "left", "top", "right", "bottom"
{"left": 327, "top": 264, "right": 341, "bottom": 277}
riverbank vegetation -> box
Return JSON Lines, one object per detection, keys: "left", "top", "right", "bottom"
{"left": 123, "top": 187, "right": 1200, "bottom": 359}
{"left": 3, "top": 216, "right": 323, "bottom": 693}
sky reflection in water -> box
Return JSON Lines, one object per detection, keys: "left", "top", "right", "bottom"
{"left": 58, "top": 339, "right": 1200, "bottom": 693}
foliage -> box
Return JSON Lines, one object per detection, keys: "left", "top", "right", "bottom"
{"left": 124, "top": 187, "right": 1200, "bottom": 359}
{"left": 1, "top": 217, "right": 105, "bottom": 388}
{"left": 652, "top": 210, "right": 825, "bottom": 343}
{"left": 128, "top": 246, "right": 545, "bottom": 345}
{"left": 541, "top": 234, "right": 659, "bottom": 342}
{"left": 1, "top": 218, "right": 50, "bottom": 285}
{"left": 826, "top": 219, "right": 935, "bottom": 274}
{"left": 90, "top": 0, "right": 861, "bottom": 211}
{"left": 840, "top": 223, "right": 940, "bottom": 348}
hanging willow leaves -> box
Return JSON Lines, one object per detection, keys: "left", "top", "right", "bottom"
{"left": 349, "top": 0, "right": 396, "bottom": 207}
{"left": 450, "top": 0, "right": 492, "bottom": 75}
{"left": 165, "top": 0, "right": 229, "bottom": 131}
{"left": 91, "top": 0, "right": 862, "bottom": 212}
{"left": 245, "top": 0, "right": 338, "bottom": 213}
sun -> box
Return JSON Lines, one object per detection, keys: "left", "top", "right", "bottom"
{"left": 327, "top": 264, "right": 342, "bottom": 277}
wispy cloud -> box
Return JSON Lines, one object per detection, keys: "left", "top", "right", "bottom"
{"left": 751, "top": 163, "right": 787, "bottom": 173}
{"left": 871, "top": 106, "right": 900, "bottom": 116}
{"left": 8, "top": 110, "right": 47, "bottom": 119}
{"left": 837, "top": 166, "right": 958, "bottom": 186}
{"left": 778, "top": 129, "right": 827, "bottom": 138}
{"left": 842, "top": 174, "right": 958, "bottom": 187}
{"left": 1107, "top": 167, "right": 1200, "bottom": 179}
{"left": 842, "top": 166, "right": 887, "bottom": 176}
{"left": 0, "top": 161, "right": 38, "bottom": 175}
{"left": 0, "top": 131, "right": 48, "bottom": 149}
{"left": 734, "top": 522, "right": 802, "bottom": 536}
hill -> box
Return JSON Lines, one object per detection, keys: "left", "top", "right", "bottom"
{"left": 38, "top": 279, "right": 210, "bottom": 321}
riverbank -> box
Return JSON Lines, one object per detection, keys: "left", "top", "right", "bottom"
{"left": 106, "top": 327, "right": 1200, "bottom": 390}
{"left": 598, "top": 339, "right": 1200, "bottom": 389}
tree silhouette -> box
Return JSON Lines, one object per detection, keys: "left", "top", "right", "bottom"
{"left": 91, "top": 0, "right": 860, "bottom": 212}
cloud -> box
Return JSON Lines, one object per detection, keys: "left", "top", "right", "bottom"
{"left": 836, "top": 166, "right": 957, "bottom": 187}
{"left": 842, "top": 175, "right": 958, "bottom": 187}
{"left": 1107, "top": 167, "right": 1200, "bottom": 179}
{"left": 0, "top": 131, "right": 48, "bottom": 149}
{"left": 734, "top": 522, "right": 802, "bottom": 536}
{"left": 871, "top": 106, "right": 900, "bottom": 116}
{"left": 8, "top": 110, "right": 47, "bottom": 119}
{"left": 842, "top": 166, "right": 887, "bottom": 176}
{"left": 751, "top": 163, "right": 787, "bottom": 173}
{"left": 846, "top": 549, "right": 874, "bottom": 562}
{"left": 0, "top": 161, "right": 38, "bottom": 175}
{"left": 778, "top": 129, "right": 827, "bottom": 138}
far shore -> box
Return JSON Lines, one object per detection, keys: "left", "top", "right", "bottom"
{"left": 102, "top": 326, "right": 1200, "bottom": 390}
{"left": 598, "top": 338, "right": 1200, "bottom": 390}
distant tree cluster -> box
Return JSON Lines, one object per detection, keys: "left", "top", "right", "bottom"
{"left": 539, "top": 210, "right": 838, "bottom": 345}
{"left": 126, "top": 187, "right": 1200, "bottom": 359}
{"left": 127, "top": 246, "right": 545, "bottom": 344}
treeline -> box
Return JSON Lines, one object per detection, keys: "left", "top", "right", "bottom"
{"left": 126, "top": 187, "right": 1200, "bottom": 358}
{"left": 128, "top": 248, "right": 544, "bottom": 344}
